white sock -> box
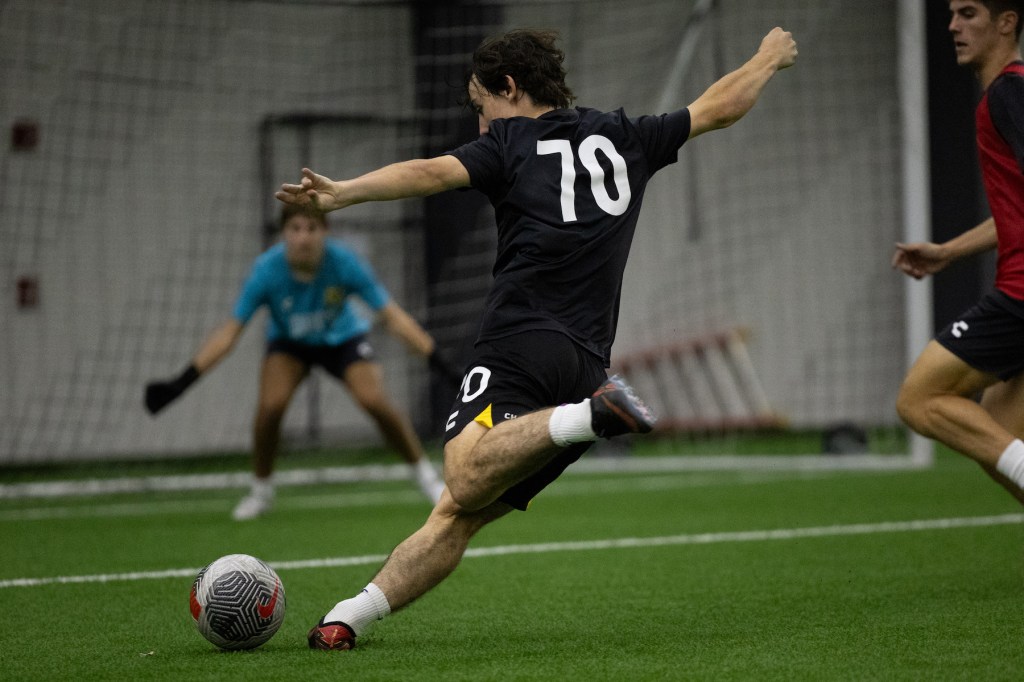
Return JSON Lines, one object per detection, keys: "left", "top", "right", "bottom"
{"left": 323, "top": 583, "right": 391, "bottom": 635}
{"left": 413, "top": 457, "right": 440, "bottom": 486}
{"left": 412, "top": 458, "right": 444, "bottom": 503}
{"left": 549, "top": 399, "right": 597, "bottom": 447}
{"left": 996, "top": 439, "right": 1024, "bottom": 488}
{"left": 251, "top": 476, "right": 274, "bottom": 500}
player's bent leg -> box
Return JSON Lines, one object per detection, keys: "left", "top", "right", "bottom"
{"left": 978, "top": 375, "right": 1024, "bottom": 504}
{"left": 344, "top": 360, "right": 444, "bottom": 502}
{"left": 444, "top": 413, "right": 562, "bottom": 511}
{"left": 234, "top": 353, "right": 306, "bottom": 521}
{"left": 345, "top": 360, "right": 425, "bottom": 463}
{"left": 372, "top": 490, "right": 512, "bottom": 608}
{"left": 443, "top": 374, "right": 656, "bottom": 511}
{"left": 253, "top": 352, "right": 308, "bottom": 474}
{"left": 897, "top": 341, "right": 1024, "bottom": 504}
{"left": 309, "top": 491, "right": 513, "bottom": 650}
{"left": 980, "top": 373, "right": 1024, "bottom": 437}
{"left": 896, "top": 340, "right": 1009, "bottom": 467}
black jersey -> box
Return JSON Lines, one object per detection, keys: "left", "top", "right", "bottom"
{"left": 449, "top": 106, "right": 691, "bottom": 365}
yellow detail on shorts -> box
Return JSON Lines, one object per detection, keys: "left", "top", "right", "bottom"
{"left": 473, "top": 404, "right": 494, "bottom": 429}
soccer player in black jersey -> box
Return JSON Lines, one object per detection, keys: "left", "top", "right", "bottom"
{"left": 278, "top": 27, "right": 797, "bottom": 650}
{"left": 893, "top": 1, "right": 1024, "bottom": 504}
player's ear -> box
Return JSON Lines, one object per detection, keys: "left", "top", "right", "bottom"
{"left": 998, "top": 9, "right": 1019, "bottom": 36}
{"left": 502, "top": 75, "right": 518, "bottom": 100}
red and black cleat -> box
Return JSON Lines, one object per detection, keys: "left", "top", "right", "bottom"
{"left": 308, "top": 619, "right": 356, "bottom": 651}
{"left": 590, "top": 374, "right": 657, "bottom": 438}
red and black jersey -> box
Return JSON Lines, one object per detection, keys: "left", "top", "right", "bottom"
{"left": 977, "top": 61, "right": 1024, "bottom": 299}
{"left": 448, "top": 107, "right": 691, "bottom": 365}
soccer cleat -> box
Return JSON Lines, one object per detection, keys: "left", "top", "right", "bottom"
{"left": 231, "top": 493, "right": 273, "bottom": 521}
{"left": 590, "top": 374, "right": 657, "bottom": 438}
{"left": 308, "top": 618, "right": 356, "bottom": 650}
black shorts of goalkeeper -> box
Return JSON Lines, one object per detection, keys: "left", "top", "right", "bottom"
{"left": 266, "top": 334, "right": 375, "bottom": 378}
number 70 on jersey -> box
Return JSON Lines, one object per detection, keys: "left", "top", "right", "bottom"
{"left": 537, "top": 135, "right": 631, "bottom": 222}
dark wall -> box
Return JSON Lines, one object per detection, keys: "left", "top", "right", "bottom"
{"left": 926, "top": 2, "right": 994, "bottom": 329}
{"left": 413, "top": 2, "right": 502, "bottom": 432}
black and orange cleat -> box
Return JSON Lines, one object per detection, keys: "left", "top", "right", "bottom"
{"left": 308, "top": 619, "right": 356, "bottom": 651}
{"left": 590, "top": 374, "right": 657, "bottom": 438}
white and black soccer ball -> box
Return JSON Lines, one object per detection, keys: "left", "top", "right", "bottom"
{"left": 189, "top": 553, "right": 286, "bottom": 650}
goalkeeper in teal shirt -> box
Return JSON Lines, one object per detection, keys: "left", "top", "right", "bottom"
{"left": 233, "top": 222, "right": 387, "bottom": 347}
{"left": 145, "top": 205, "right": 460, "bottom": 520}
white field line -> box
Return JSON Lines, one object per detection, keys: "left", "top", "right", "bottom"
{"left": 0, "top": 470, "right": 846, "bottom": 523}
{"left": 0, "top": 464, "right": 414, "bottom": 500}
{"left": 0, "top": 453, "right": 926, "bottom": 500}
{"left": 2, "top": 513, "right": 1021, "bottom": 589}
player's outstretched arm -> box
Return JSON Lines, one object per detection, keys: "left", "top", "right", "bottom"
{"left": 144, "top": 319, "right": 244, "bottom": 415}
{"left": 686, "top": 27, "right": 797, "bottom": 139}
{"left": 892, "top": 217, "right": 997, "bottom": 279}
{"left": 377, "top": 302, "right": 463, "bottom": 386}
{"left": 378, "top": 302, "right": 435, "bottom": 357}
{"left": 276, "top": 157, "right": 471, "bottom": 213}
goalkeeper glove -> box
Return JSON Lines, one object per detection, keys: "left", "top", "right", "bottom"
{"left": 145, "top": 364, "right": 200, "bottom": 415}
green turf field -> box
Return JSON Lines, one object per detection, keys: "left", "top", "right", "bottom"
{"left": 2, "top": 448, "right": 1022, "bottom": 681}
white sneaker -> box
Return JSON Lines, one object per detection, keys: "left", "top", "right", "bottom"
{"left": 231, "top": 493, "right": 273, "bottom": 521}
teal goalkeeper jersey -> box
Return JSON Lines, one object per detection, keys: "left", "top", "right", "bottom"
{"left": 233, "top": 240, "right": 390, "bottom": 345}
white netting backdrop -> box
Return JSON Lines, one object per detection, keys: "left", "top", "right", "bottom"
{"left": 1, "top": 0, "right": 909, "bottom": 463}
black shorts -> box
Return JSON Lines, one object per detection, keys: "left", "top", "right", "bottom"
{"left": 266, "top": 334, "right": 376, "bottom": 380}
{"left": 935, "top": 290, "right": 1024, "bottom": 380}
{"left": 443, "top": 330, "right": 608, "bottom": 511}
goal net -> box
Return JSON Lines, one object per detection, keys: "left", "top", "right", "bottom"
{"left": 0, "top": 0, "right": 929, "bottom": 468}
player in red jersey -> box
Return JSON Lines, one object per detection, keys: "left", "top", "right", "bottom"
{"left": 280, "top": 27, "right": 796, "bottom": 649}
{"left": 893, "top": 0, "right": 1024, "bottom": 503}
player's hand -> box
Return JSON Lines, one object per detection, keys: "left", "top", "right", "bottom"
{"left": 145, "top": 380, "right": 184, "bottom": 415}
{"left": 760, "top": 27, "right": 797, "bottom": 70}
{"left": 144, "top": 365, "right": 200, "bottom": 415}
{"left": 275, "top": 168, "right": 342, "bottom": 212}
{"left": 891, "top": 241, "right": 951, "bottom": 279}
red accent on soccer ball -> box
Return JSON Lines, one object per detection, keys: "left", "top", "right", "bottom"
{"left": 257, "top": 579, "right": 280, "bottom": 619}
{"left": 189, "top": 588, "right": 202, "bottom": 621}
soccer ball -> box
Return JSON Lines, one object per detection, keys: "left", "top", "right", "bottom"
{"left": 189, "top": 553, "right": 286, "bottom": 650}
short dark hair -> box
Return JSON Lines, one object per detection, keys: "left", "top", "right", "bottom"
{"left": 469, "top": 29, "right": 575, "bottom": 109}
{"left": 278, "top": 203, "right": 326, "bottom": 230}
{"left": 975, "top": 0, "right": 1024, "bottom": 40}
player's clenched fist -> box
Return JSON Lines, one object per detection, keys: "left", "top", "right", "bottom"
{"left": 760, "top": 27, "right": 797, "bottom": 70}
